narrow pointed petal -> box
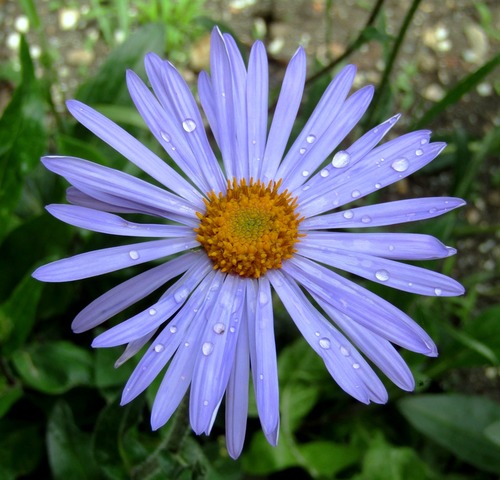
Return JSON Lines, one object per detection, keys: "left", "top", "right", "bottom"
{"left": 66, "top": 100, "right": 203, "bottom": 206}
{"left": 72, "top": 252, "right": 199, "bottom": 332}
{"left": 225, "top": 312, "right": 250, "bottom": 459}
{"left": 301, "top": 197, "right": 466, "bottom": 230}
{"left": 46, "top": 204, "right": 195, "bottom": 238}
{"left": 261, "top": 47, "right": 306, "bottom": 182}
{"left": 301, "top": 232, "right": 454, "bottom": 260}
{"left": 114, "top": 330, "right": 157, "bottom": 368}
{"left": 284, "top": 257, "right": 438, "bottom": 356}
{"left": 92, "top": 257, "right": 211, "bottom": 347}
{"left": 298, "top": 244, "right": 464, "bottom": 296}
{"left": 246, "top": 278, "right": 279, "bottom": 436}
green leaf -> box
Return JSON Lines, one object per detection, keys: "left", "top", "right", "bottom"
{"left": 413, "top": 53, "right": 500, "bottom": 129}
{"left": 47, "top": 401, "right": 100, "bottom": 479}
{"left": 76, "top": 23, "right": 166, "bottom": 106}
{"left": 0, "top": 420, "right": 43, "bottom": 479}
{"left": 0, "top": 271, "right": 44, "bottom": 354}
{"left": 398, "top": 394, "right": 500, "bottom": 474}
{"left": 0, "top": 379, "right": 23, "bottom": 419}
{"left": 12, "top": 341, "right": 93, "bottom": 394}
{"left": 0, "top": 36, "right": 47, "bottom": 242}
{"left": 299, "top": 440, "right": 360, "bottom": 477}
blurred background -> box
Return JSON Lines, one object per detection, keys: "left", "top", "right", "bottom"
{"left": 0, "top": 0, "right": 499, "bottom": 478}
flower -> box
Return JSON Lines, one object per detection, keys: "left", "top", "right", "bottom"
{"left": 32, "top": 27, "right": 465, "bottom": 458}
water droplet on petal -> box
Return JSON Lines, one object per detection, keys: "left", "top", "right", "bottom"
{"left": 343, "top": 210, "right": 354, "bottom": 219}
{"left": 148, "top": 308, "right": 157, "bottom": 316}
{"left": 203, "top": 400, "right": 209, "bottom": 406}
{"left": 169, "top": 325, "right": 177, "bottom": 334}
{"left": 361, "top": 216, "right": 371, "bottom": 224}
{"left": 174, "top": 288, "right": 189, "bottom": 303}
{"left": 320, "top": 169, "right": 329, "bottom": 178}
{"left": 229, "top": 327, "right": 236, "bottom": 333}
{"left": 391, "top": 157, "right": 409, "bottom": 172}
{"left": 420, "top": 138, "right": 428, "bottom": 145}
{"left": 213, "top": 323, "right": 225, "bottom": 334}
{"left": 375, "top": 269, "right": 390, "bottom": 281}
{"left": 352, "top": 363, "right": 360, "bottom": 369}
{"left": 315, "top": 331, "right": 320, "bottom": 337}
{"left": 302, "top": 185, "right": 310, "bottom": 191}
{"left": 160, "top": 131, "right": 170, "bottom": 142}
{"left": 299, "top": 147, "right": 306, "bottom": 155}
{"left": 375, "top": 183, "right": 382, "bottom": 189}
{"left": 415, "top": 148, "right": 424, "bottom": 156}
{"left": 259, "top": 291, "right": 269, "bottom": 305}
{"left": 184, "top": 342, "right": 190, "bottom": 347}
{"left": 351, "top": 190, "right": 360, "bottom": 198}
{"left": 429, "top": 207, "right": 437, "bottom": 214}
{"left": 331, "top": 150, "right": 351, "bottom": 168}
{"left": 319, "top": 338, "right": 331, "bottom": 349}
{"left": 259, "top": 374, "right": 264, "bottom": 381}
{"left": 182, "top": 118, "right": 197, "bottom": 132}
{"left": 388, "top": 245, "right": 395, "bottom": 251}
{"left": 202, "top": 342, "right": 214, "bottom": 356}
{"left": 340, "top": 346, "right": 350, "bottom": 356}
{"left": 302, "top": 170, "right": 309, "bottom": 177}
{"left": 129, "top": 250, "right": 140, "bottom": 260}
{"left": 154, "top": 343, "right": 164, "bottom": 353}
{"left": 306, "top": 134, "right": 316, "bottom": 144}
{"left": 434, "top": 288, "right": 442, "bottom": 296}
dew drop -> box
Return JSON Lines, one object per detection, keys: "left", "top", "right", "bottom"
{"left": 306, "top": 134, "right": 316, "bottom": 144}
{"left": 331, "top": 150, "right": 351, "bottom": 168}
{"left": 160, "top": 131, "right": 171, "bottom": 142}
{"left": 299, "top": 147, "right": 306, "bottom": 155}
{"left": 182, "top": 118, "right": 197, "bottom": 132}
{"left": 302, "top": 170, "right": 309, "bottom": 177}
{"left": 375, "top": 269, "right": 390, "bottom": 281}
{"left": 340, "top": 346, "right": 350, "bottom": 356}
{"left": 314, "top": 331, "right": 320, "bottom": 337}
{"left": 352, "top": 363, "right": 360, "bottom": 369}
{"left": 415, "top": 148, "right": 424, "bottom": 156}
{"left": 343, "top": 210, "right": 354, "bottom": 219}
{"left": 202, "top": 342, "right": 214, "bottom": 356}
{"left": 420, "top": 138, "right": 428, "bottom": 145}
{"left": 203, "top": 400, "right": 209, "bottom": 406}
{"left": 229, "top": 327, "right": 236, "bottom": 333}
{"left": 361, "top": 216, "right": 371, "bottom": 224}
{"left": 302, "top": 185, "right": 310, "bottom": 191}
{"left": 154, "top": 343, "right": 164, "bottom": 353}
{"left": 429, "top": 207, "right": 437, "bottom": 214}
{"left": 375, "top": 183, "right": 382, "bottom": 189}
{"left": 259, "top": 291, "right": 269, "bottom": 305}
{"left": 259, "top": 374, "right": 264, "bottom": 381}
{"left": 213, "top": 322, "right": 225, "bottom": 334}
{"left": 391, "top": 157, "right": 409, "bottom": 172}
{"left": 320, "top": 169, "right": 329, "bottom": 178}
{"left": 184, "top": 342, "right": 190, "bottom": 347}
{"left": 169, "top": 325, "right": 177, "bottom": 334}
{"left": 388, "top": 245, "right": 395, "bottom": 251}
{"left": 434, "top": 288, "right": 442, "bottom": 296}
{"left": 129, "top": 250, "right": 140, "bottom": 260}
{"left": 351, "top": 190, "right": 360, "bottom": 198}
{"left": 319, "top": 338, "right": 331, "bottom": 349}
{"left": 148, "top": 308, "right": 157, "bottom": 316}
{"left": 174, "top": 288, "right": 189, "bottom": 303}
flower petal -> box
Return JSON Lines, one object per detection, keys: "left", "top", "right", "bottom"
{"left": 114, "top": 330, "right": 157, "bottom": 368}
{"left": 71, "top": 252, "right": 199, "bottom": 333}
{"left": 301, "top": 197, "right": 466, "bottom": 230}
{"left": 66, "top": 100, "right": 203, "bottom": 206}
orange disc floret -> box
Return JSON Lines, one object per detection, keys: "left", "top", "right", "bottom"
{"left": 195, "top": 178, "right": 304, "bottom": 278}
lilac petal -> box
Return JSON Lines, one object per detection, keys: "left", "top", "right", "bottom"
{"left": 190, "top": 274, "right": 246, "bottom": 435}
{"left": 276, "top": 65, "right": 357, "bottom": 183}
{"left": 301, "top": 197, "right": 466, "bottom": 230}
{"left": 225, "top": 310, "right": 250, "bottom": 459}
{"left": 298, "top": 244, "right": 464, "bottom": 296}
{"left": 317, "top": 305, "right": 415, "bottom": 391}
{"left": 33, "top": 237, "right": 198, "bottom": 283}
{"left": 301, "top": 232, "right": 454, "bottom": 260}
{"left": 71, "top": 252, "right": 199, "bottom": 333}
{"left": 207, "top": 27, "right": 239, "bottom": 178}
{"left": 121, "top": 272, "right": 215, "bottom": 404}
{"left": 246, "top": 278, "right": 279, "bottom": 437}
{"left": 284, "top": 85, "right": 375, "bottom": 191}
{"left": 268, "top": 270, "right": 388, "bottom": 404}
{"left": 246, "top": 41, "right": 268, "bottom": 180}
{"left": 66, "top": 100, "right": 203, "bottom": 206}
{"left": 144, "top": 53, "right": 226, "bottom": 193}
{"left": 66, "top": 186, "right": 167, "bottom": 217}
{"left": 126, "top": 70, "right": 212, "bottom": 193}
{"left": 114, "top": 329, "right": 157, "bottom": 368}
{"left": 92, "top": 257, "right": 212, "bottom": 347}
{"left": 283, "top": 257, "right": 437, "bottom": 356}
{"left": 46, "top": 204, "right": 195, "bottom": 238}
{"left": 261, "top": 47, "right": 306, "bottom": 182}
{"left": 300, "top": 133, "right": 446, "bottom": 217}
{"left": 42, "top": 156, "right": 198, "bottom": 225}
{"left": 198, "top": 71, "right": 218, "bottom": 144}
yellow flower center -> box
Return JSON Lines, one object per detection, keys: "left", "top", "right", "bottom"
{"left": 195, "top": 178, "right": 304, "bottom": 278}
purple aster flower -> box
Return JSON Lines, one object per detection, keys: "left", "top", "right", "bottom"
{"left": 33, "top": 27, "right": 465, "bottom": 458}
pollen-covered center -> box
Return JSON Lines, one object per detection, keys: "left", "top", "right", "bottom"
{"left": 195, "top": 178, "right": 303, "bottom": 278}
